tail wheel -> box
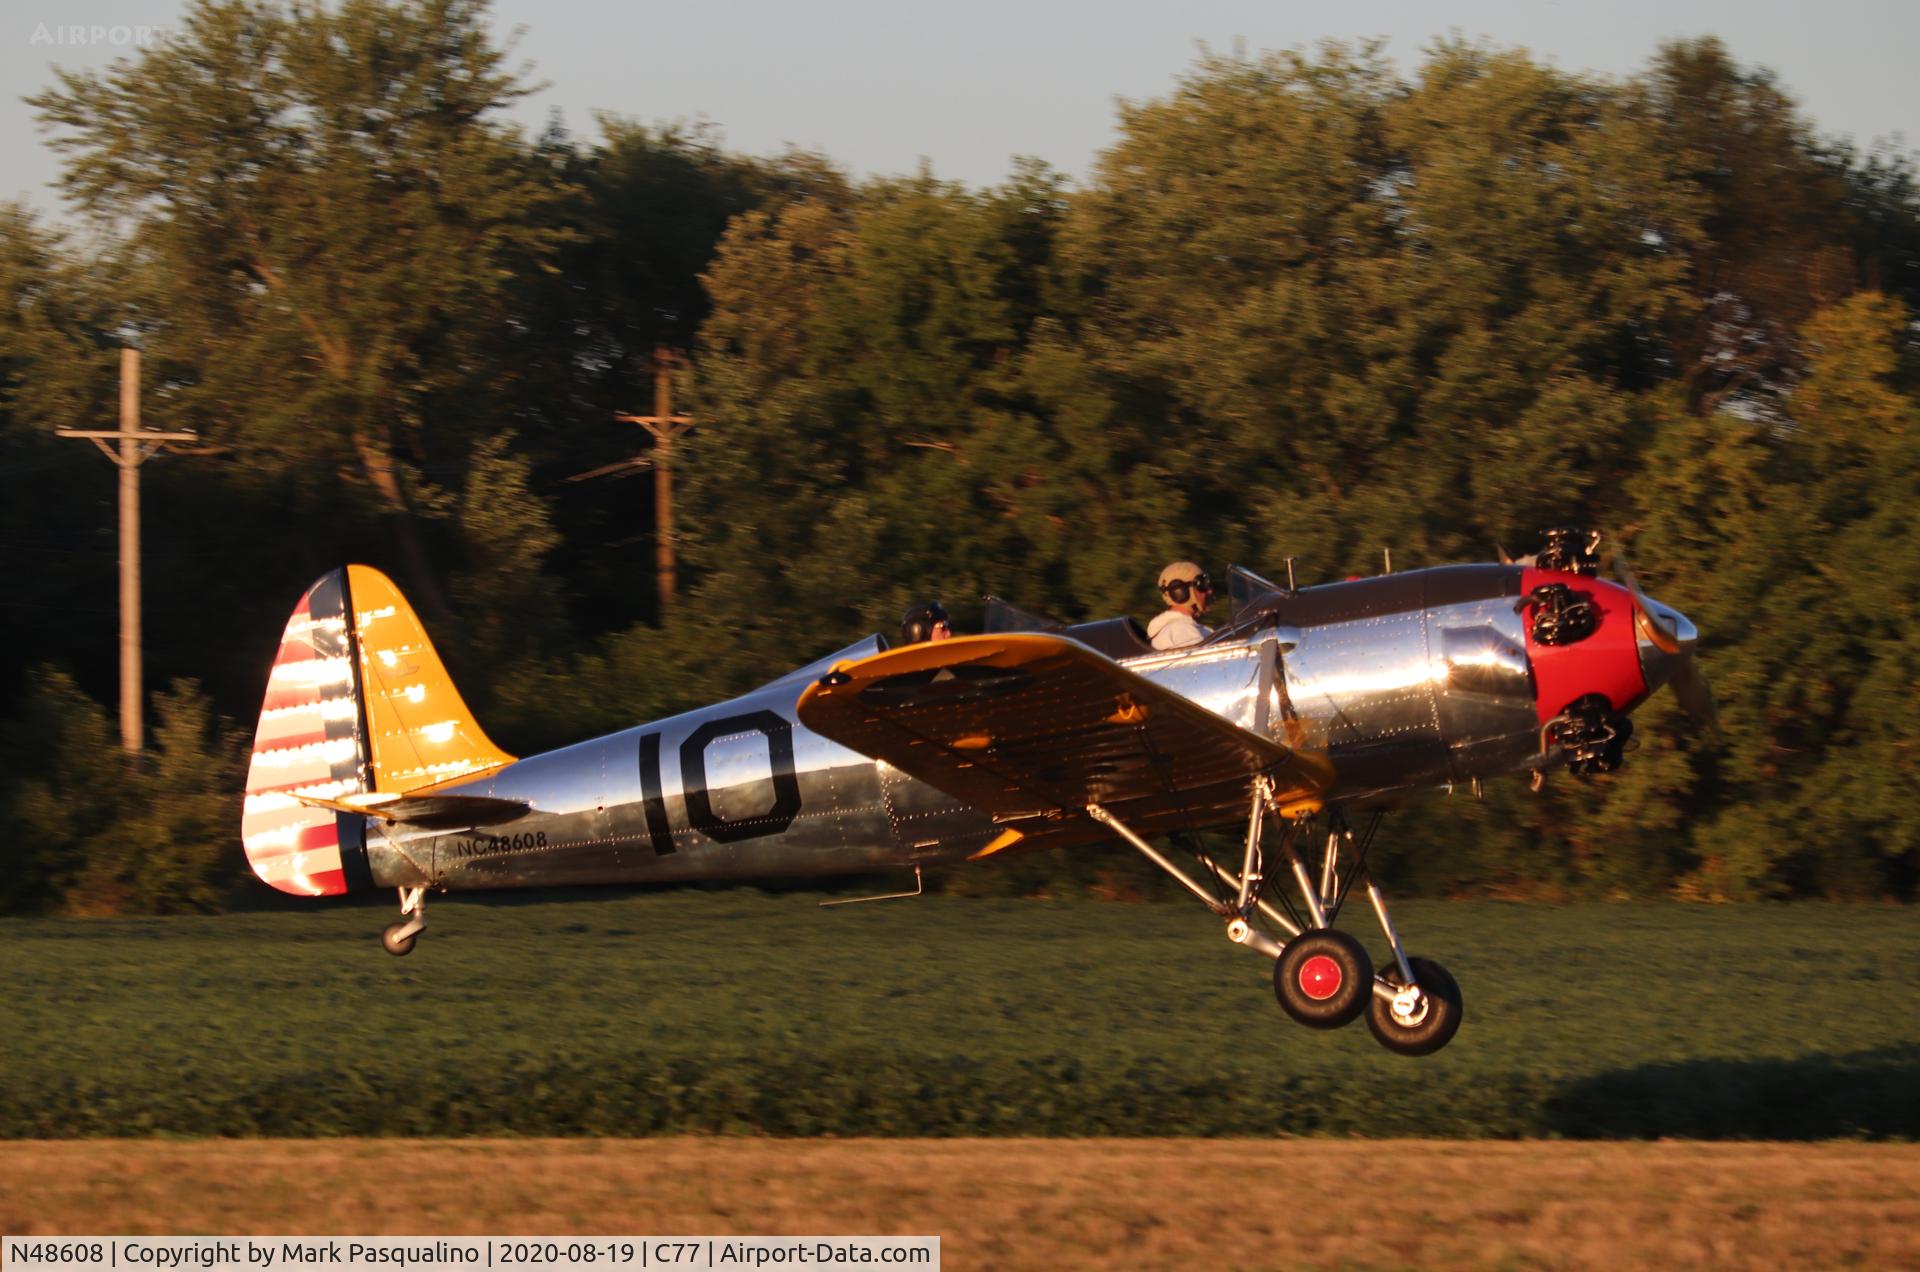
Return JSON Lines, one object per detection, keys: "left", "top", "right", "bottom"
{"left": 1273, "top": 930, "right": 1373, "bottom": 1029}
{"left": 1367, "top": 956, "right": 1463, "bottom": 1057}
{"left": 381, "top": 923, "right": 418, "bottom": 957}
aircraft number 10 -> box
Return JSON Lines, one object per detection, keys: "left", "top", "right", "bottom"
{"left": 638, "top": 710, "right": 802, "bottom": 854}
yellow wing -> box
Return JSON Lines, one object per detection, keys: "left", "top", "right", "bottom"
{"left": 796, "top": 634, "right": 1332, "bottom": 850}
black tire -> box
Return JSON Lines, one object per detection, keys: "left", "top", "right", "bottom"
{"left": 1273, "top": 929, "right": 1373, "bottom": 1029}
{"left": 381, "top": 923, "right": 417, "bottom": 957}
{"left": 1366, "top": 956, "right": 1463, "bottom": 1057}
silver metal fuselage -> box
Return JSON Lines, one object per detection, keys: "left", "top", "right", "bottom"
{"left": 363, "top": 566, "right": 1557, "bottom": 893}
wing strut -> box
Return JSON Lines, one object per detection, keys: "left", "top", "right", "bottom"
{"left": 1086, "top": 801, "right": 1262, "bottom": 935}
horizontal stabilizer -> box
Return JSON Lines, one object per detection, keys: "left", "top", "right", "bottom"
{"left": 294, "top": 791, "right": 531, "bottom": 830}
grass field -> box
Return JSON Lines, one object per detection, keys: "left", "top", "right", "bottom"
{"left": 3, "top": 892, "right": 1917, "bottom": 1138}
{"left": 6, "top": 1138, "right": 1920, "bottom": 1269}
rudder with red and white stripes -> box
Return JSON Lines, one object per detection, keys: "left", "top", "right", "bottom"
{"left": 241, "top": 569, "right": 371, "bottom": 897}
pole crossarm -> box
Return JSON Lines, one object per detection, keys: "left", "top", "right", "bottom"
{"left": 57, "top": 428, "right": 199, "bottom": 468}
{"left": 54, "top": 429, "right": 199, "bottom": 440}
{"left": 612, "top": 412, "right": 693, "bottom": 441}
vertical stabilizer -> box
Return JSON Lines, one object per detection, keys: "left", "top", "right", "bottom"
{"left": 241, "top": 565, "right": 514, "bottom": 896}
{"left": 345, "top": 564, "right": 514, "bottom": 794}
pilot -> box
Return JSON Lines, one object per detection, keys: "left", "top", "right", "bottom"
{"left": 899, "top": 600, "right": 953, "bottom": 646}
{"left": 1149, "top": 561, "right": 1214, "bottom": 650}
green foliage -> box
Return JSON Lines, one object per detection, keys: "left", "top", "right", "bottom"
{"left": 29, "top": 0, "right": 572, "bottom": 623}
{"left": 0, "top": 895, "right": 1915, "bottom": 1137}
{"left": 0, "top": 204, "right": 122, "bottom": 433}
{"left": 1637, "top": 38, "right": 1859, "bottom": 418}
{"left": 0, "top": 672, "right": 241, "bottom": 914}
{"left": 0, "top": 213, "right": 122, "bottom": 716}
{"left": 32, "top": 0, "right": 566, "bottom": 448}
{"left": 1062, "top": 40, "right": 1704, "bottom": 570}
{"left": 683, "top": 160, "right": 1186, "bottom": 658}
{"left": 450, "top": 432, "right": 564, "bottom": 666}
{"left": 0, "top": 670, "right": 115, "bottom": 910}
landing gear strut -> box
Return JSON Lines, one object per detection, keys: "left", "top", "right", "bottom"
{"left": 381, "top": 886, "right": 426, "bottom": 956}
{"left": 1088, "top": 778, "right": 1464, "bottom": 1057}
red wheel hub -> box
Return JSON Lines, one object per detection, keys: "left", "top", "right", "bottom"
{"left": 1298, "top": 954, "right": 1343, "bottom": 1001}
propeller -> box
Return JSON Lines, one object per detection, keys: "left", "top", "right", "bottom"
{"left": 1612, "top": 548, "right": 1720, "bottom": 736}
{"left": 1614, "top": 552, "right": 1682, "bottom": 656}
{"left": 1667, "top": 648, "right": 1721, "bottom": 737}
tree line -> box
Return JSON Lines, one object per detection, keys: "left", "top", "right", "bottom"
{"left": 3, "top": 0, "right": 1916, "bottom": 912}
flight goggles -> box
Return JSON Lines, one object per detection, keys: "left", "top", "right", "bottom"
{"left": 1162, "top": 573, "right": 1213, "bottom": 603}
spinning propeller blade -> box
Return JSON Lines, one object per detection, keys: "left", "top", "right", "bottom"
{"left": 1615, "top": 550, "right": 1683, "bottom": 656}
{"left": 1669, "top": 652, "right": 1721, "bottom": 736}
{"left": 1612, "top": 547, "right": 1719, "bottom": 735}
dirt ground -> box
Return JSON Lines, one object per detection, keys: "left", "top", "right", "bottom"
{"left": 2, "top": 1139, "right": 1917, "bottom": 1270}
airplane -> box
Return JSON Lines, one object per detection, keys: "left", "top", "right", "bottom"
{"left": 239, "top": 527, "right": 1713, "bottom": 1057}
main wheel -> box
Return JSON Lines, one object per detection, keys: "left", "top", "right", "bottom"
{"left": 381, "top": 923, "right": 417, "bottom": 957}
{"left": 1273, "top": 930, "right": 1373, "bottom": 1029}
{"left": 1366, "top": 956, "right": 1463, "bottom": 1057}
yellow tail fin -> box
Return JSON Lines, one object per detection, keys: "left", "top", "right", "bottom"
{"left": 346, "top": 564, "right": 515, "bottom": 795}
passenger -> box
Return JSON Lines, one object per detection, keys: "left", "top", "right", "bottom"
{"left": 899, "top": 601, "right": 953, "bottom": 646}
{"left": 1149, "top": 561, "right": 1214, "bottom": 650}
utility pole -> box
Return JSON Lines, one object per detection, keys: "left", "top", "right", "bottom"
{"left": 613, "top": 348, "right": 695, "bottom": 611}
{"left": 56, "top": 348, "right": 196, "bottom": 752}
